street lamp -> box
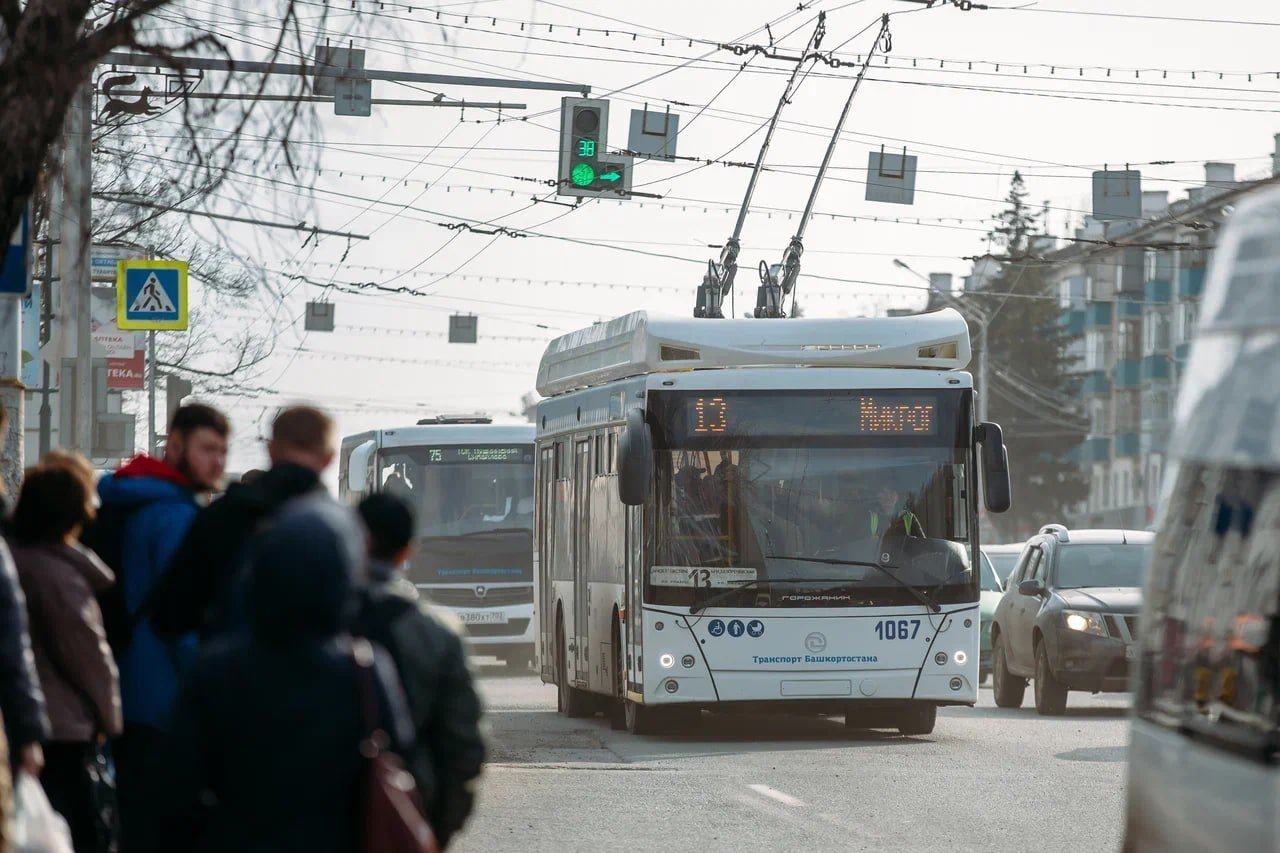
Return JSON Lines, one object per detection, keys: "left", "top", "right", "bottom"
{"left": 894, "top": 259, "right": 990, "bottom": 424}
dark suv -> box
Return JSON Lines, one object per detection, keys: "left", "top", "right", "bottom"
{"left": 990, "top": 525, "right": 1152, "bottom": 715}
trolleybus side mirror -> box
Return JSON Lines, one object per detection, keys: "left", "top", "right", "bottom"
{"left": 618, "top": 408, "right": 653, "bottom": 507}
{"left": 976, "top": 422, "right": 1012, "bottom": 514}
{"left": 347, "top": 440, "right": 376, "bottom": 497}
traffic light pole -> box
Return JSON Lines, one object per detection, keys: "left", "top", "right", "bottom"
{"left": 694, "top": 13, "right": 828, "bottom": 319}
{"left": 756, "top": 15, "right": 891, "bottom": 319}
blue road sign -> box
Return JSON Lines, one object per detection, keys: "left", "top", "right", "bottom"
{"left": 1, "top": 207, "right": 29, "bottom": 297}
{"left": 747, "top": 619, "right": 765, "bottom": 638}
{"left": 707, "top": 619, "right": 725, "bottom": 637}
{"left": 728, "top": 619, "right": 745, "bottom": 638}
{"left": 117, "top": 260, "right": 188, "bottom": 330}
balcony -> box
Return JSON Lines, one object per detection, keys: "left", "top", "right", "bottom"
{"left": 1115, "top": 432, "right": 1139, "bottom": 457}
{"left": 1115, "top": 360, "right": 1141, "bottom": 388}
{"left": 1141, "top": 355, "right": 1171, "bottom": 381}
{"left": 1083, "top": 437, "right": 1111, "bottom": 464}
{"left": 1117, "top": 298, "right": 1143, "bottom": 319}
{"left": 1080, "top": 370, "right": 1111, "bottom": 396}
{"left": 1060, "top": 309, "right": 1086, "bottom": 336}
{"left": 1144, "top": 279, "right": 1172, "bottom": 303}
{"left": 1085, "top": 302, "right": 1113, "bottom": 328}
{"left": 1179, "top": 267, "right": 1206, "bottom": 298}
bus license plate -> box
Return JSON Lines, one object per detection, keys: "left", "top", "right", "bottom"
{"left": 457, "top": 610, "right": 509, "bottom": 625}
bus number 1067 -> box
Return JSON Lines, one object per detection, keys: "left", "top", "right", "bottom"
{"left": 874, "top": 619, "right": 921, "bottom": 640}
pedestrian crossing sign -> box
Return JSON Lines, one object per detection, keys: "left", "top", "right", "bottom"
{"left": 117, "top": 260, "right": 188, "bottom": 330}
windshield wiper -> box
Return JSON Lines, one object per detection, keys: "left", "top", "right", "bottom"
{"left": 688, "top": 577, "right": 859, "bottom": 615}
{"left": 767, "top": 555, "right": 942, "bottom": 613}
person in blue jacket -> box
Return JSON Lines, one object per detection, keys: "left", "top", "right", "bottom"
{"left": 87, "top": 404, "right": 229, "bottom": 853}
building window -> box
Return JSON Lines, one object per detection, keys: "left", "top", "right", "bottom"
{"left": 1145, "top": 308, "right": 1171, "bottom": 353}
{"left": 1086, "top": 330, "right": 1111, "bottom": 371}
{"left": 1119, "top": 319, "right": 1142, "bottom": 360}
{"left": 1178, "top": 300, "right": 1200, "bottom": 344}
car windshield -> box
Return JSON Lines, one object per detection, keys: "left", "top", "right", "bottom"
{"left": 980, "top": 553, "right": 1002, "bottom": 592}
{"left": 1054, "top": 543, "right": 1151, "bottom": 589}
{"left": 984, "top": 550, "right": 1020, "bottom": 584}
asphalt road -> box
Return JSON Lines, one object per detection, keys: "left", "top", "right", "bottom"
{"left": 451, "top": 661, "right": 1131, "bottom": 853}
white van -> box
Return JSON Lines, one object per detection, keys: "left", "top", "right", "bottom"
{"left": 1124, "top": 187, "right": 1280, "bottom": 850}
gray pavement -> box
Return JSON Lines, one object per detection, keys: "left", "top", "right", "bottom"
{"left": 452, "top": 661, "right": 1130, "bottom": 853}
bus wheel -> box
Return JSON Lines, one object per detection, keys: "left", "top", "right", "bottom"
{"left": 897, "top": 705, "right": 937, "bottom": 737}
{"left": 557, "top": 619, "right": 591, "bottom": 718}
{"left": 624, "top": 700, "right": 666, "bottom": 735}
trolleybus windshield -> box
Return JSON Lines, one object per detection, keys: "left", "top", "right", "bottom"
{"left": 649, "top": 389, "right": 975, "bottom": 608}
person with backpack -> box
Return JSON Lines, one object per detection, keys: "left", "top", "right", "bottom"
{"left": 148, "top": 406, "right": 334, "bottom": 642}
{"left": 350, "top": 493, "right": 485, "bottom": 849}
{"left": 82, "top": 403, "right": 229, "bottom": 853}
{"left": 10, "top": 453, "right": 122, "bottom": 852}
{"left": 157, "top": 496, "right": 420, "bottom": 852}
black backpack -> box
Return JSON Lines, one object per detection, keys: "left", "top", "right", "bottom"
{"left": 81, "top": 502, "right": 142, "bottom": 656}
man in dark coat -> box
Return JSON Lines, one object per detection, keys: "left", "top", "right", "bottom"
{"left": 351, "top": 493, "right": 485, "bottom": 849}
{"left": 149, "top": 405, "right": 335, "bottom": 641}
{"left": 158, "top": 496, "right": 416, "bottom": 853}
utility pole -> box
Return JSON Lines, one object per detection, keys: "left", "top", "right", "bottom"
{"left": 694, "top": 13, "right": 828, "bottom": 319}
{"left": 59, "top": 82, "right": 93, "bottom": 456}
{"left": 38, "top": 168, "right": 59, "bottom": 458}
{"left": 146, "top": 248, "right": 157, "bottom": 454}
{"left": 0, "top": 297, "right": 21, "bottom": 496}
{"left": 756, "top": 15, "right": 891, "bottom": 319}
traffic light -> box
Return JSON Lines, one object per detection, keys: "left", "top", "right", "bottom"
{"left": 558, "top": 97, "right": 631, "bottom": 199}
{"left": 165, "top": 374, "right": 193, "bottom": 429}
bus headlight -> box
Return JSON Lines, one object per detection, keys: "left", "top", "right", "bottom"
{"left": 1064, "top": 611, "right": 1108, "bottom": 637}
{"left": 954, "top": 650, "right": 968, "bottom": 666}
{"left": 681, "top": 655, "right": 696, "bottom": 669}
{"left": 659, "top": 653, "right": 675, "bottom": 669}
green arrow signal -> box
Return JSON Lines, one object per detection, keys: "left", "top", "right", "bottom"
{"left": 600, "top": 171, "right": 621, "bottom": 183}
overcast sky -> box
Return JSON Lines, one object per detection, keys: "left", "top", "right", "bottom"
{"left": 136, "top": 0, "right": 1280, "bottom": 474}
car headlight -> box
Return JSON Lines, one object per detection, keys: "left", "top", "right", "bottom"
{"left": 1063, "top": 610, "right": 1108, "bottom": 637}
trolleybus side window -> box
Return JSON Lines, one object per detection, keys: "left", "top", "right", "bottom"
{"left": 1138, "top": 463, "right": 1280, "bottom": 760}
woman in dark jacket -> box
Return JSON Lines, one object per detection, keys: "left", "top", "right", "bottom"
{"left": 11, "top": 453, "right": 123, "bottom": 853}
{"left": 158, "top": 496, "right": 416, "bottom": 853}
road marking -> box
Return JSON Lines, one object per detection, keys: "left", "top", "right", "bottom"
{"left": 747, "top": 784, "right": 804, "bottom": 807}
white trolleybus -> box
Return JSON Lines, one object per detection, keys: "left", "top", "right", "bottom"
{"left": 341, "top": 416, "right": 537, "bottom": 667}
{"left": 534, "top": 310, "right": 1011, "bottom": 734}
